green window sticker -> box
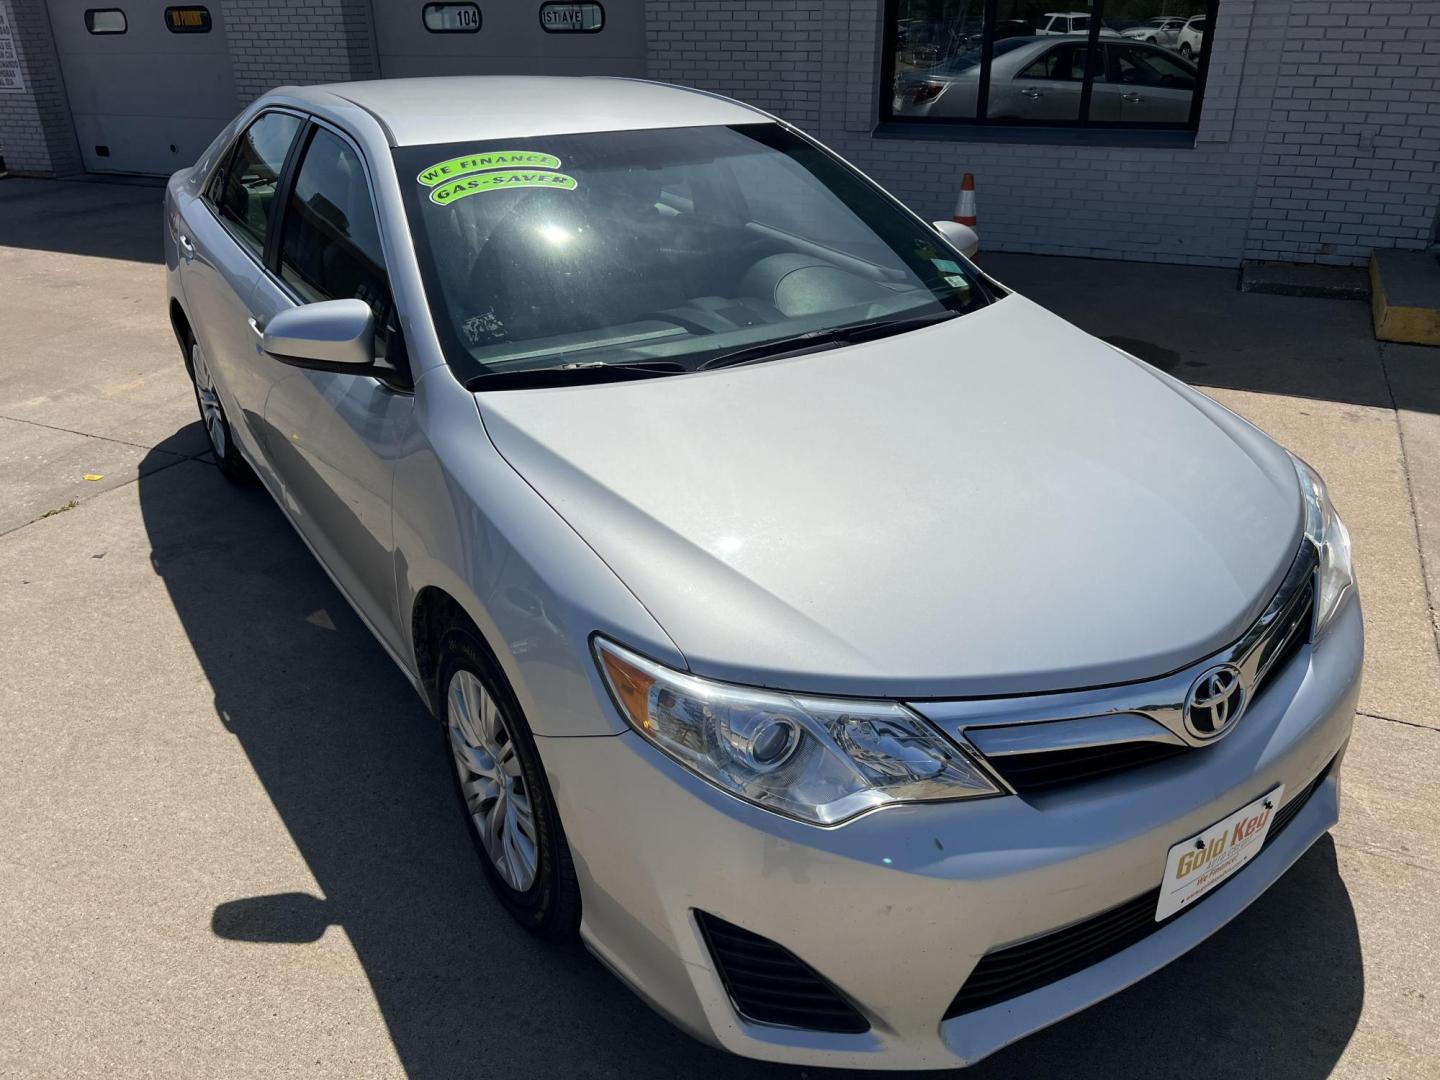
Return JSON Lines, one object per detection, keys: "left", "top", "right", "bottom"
{"left": 932, "top": 258, "right": 963, "bottom": 274}
{"left": 417, "top": 150, "right": 562, "bottom": 187}
{"left": 429, "top": 170, "right": 578, "bottom": 205}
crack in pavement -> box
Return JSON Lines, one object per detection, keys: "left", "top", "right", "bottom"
{"left": 1377, "top": 341, "right": 1440, "bottom": 668}
{"left": 1356, "top": 709, "right": 1440, "bottom": 733}
{"left": 1331, "top": 837, "right": 1438, "bottom": 877}
{"left": 0, "top": 411, "right": 183, "bottom": 453}
{"left": 0, "top": 451, "right": 210, "bottom": 541}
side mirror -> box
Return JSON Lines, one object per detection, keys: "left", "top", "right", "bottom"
{"left": 931, "top": 219, "right": 980, "bottom": 261}
{"left": 261, "top": 298, "right": 375, "bottom": 370}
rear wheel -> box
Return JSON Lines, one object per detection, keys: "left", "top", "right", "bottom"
{"left": 439, "top": 628, "right": 581, "bottom": 939}
{"left": 188, "top": 335, "right": 253, "bottom": 483}
{"left": 1179, "top": 42, "right": 1193, "bottom": 59}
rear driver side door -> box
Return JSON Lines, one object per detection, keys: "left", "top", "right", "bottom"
{"left": 246, "top": 121, "right": 416, "bottom": 656}
{"left": 181, "top": 109, "right": 303, "bottom": 475}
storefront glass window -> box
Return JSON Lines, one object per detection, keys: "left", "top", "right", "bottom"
{"left": 885, "top": 0, "right": 1213, "bottom": 129}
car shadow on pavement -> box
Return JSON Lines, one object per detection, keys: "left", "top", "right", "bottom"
{"left": 0, "top": 176, "right": 165, "bottom": 263}
{"left": 139, "top": 435, "right": 1365, "bottom": 1080}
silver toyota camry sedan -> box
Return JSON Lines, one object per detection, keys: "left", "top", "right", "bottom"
{"left": 165, "top": 77, "right": 1362, "bottom": 1070}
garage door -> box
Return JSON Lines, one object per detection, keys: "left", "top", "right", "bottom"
{"left": 375, "top": 0, "right": 644, "bottom": 79}
{"left": 46, "top": 1, "right": 237, "bottom": 176}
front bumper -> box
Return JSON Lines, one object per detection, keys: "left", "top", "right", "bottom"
{"left": 539, "top": 596, "right": 1362, "bottom": 1070}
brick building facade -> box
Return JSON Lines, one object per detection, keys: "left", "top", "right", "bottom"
{"left": 1, "top": 0, "right": 1436, "bottom": 267}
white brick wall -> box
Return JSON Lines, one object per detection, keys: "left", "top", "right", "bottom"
{"left": 1245, "top": 0, "right": 1440, "bottom": 262}
{"left": 0, "top": 0, "right": 80, "bottom": 175}
{"left": 221, "top": 0, "right": 379, "bottom": 103}
{"left": 646, "top": 0, "right": 1440, "bottom": 266}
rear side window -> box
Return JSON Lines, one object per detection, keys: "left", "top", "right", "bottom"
{"left": 278, "top": 127, "right": 399, "bottom": 355}
{"left": 212, "top": 111, "right": 302, "bottom": 260}
{"left": 1020, "top": 43, "right": 1093, "bottom": 82}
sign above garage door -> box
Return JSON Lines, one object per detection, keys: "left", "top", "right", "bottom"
{"left": 47, "top": 0, "right": 238, "bottom": 175}
{"left": 375, "top": 0, "right": 641, "bottom": 79}
{"left": 539, "top": 3, "right": 604, "bottom": 32}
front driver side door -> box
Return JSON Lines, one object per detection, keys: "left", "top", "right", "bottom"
{"left": 246, "top": 122, "right": 416, "bottom": 656}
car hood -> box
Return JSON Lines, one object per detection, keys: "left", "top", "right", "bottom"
{"left": 477, "top": 295, "right": 1302, "bottom": 698}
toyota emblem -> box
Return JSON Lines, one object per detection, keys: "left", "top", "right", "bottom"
{"left": 1184, "top": 664, "right": 1245, "bottom": 740}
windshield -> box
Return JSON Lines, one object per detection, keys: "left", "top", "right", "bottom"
{"left": 395, "top": 123, "right": 990, "bottom": 386}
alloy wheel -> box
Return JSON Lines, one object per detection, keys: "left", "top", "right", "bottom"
{"left": 191, "top": 341, "right": 227, "bottom": 459}
{"left": 446, "top": 669, "right": 539, "bottom": 892}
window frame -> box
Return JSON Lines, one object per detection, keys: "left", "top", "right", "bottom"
{"left": 163, "top": 6, "right": 211, "bottom": 33}
{"left": 270, "top": 118, "right": 412, "bottom": 387}
{"left": 879, "top": 0, "right": 1218, "bottom": 134}
{"left": 83, "top": 9, "right": 127, "bottom": 34}
{"left": 421, "top": 2, "right": 481, "bottom": 33}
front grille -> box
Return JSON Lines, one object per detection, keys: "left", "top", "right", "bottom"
{"left": 986, "top": 740, "right": 1187, "bottom": 794}
{"left": 944, "top": 756, "right": 1334, "bottom": 1019}
{"left": 972, "top": 580, "right": 1317, "bottom": 795}
{"left": 697, "top": 912, "right": 870, "bottom": 1034}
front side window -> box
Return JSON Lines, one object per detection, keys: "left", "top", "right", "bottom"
{"left": 396, "top": 123, "right": 990, "bottom": 387}
{"left": 278, "top": 127, "right": 399, "bottom": 356}
{"left": 211, "top": 111, "right": 302, "bottom": 259}
{"left": 886, "top": 0, "right": 1213, "bottom": 129}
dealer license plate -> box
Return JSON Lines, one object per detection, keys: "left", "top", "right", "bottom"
{"left": 1155, "top": 785, "right": 1284, "bottom": 922}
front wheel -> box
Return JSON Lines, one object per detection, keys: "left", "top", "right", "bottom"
{"left": 439, "top": 629, "right": 581, "bottom": 939}
{"left": 1179, "top": 43, "right": 1193, "bottom": 59}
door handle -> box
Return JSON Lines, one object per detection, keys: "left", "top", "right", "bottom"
{"left": 177, "top": 234, "right": 195, "bottom": 260}
{"left": 1019, "top": 88, "right": 1043, "bottom": 99}
{"left": 1122, "top": 92, "right": 1145, "bottom": 102}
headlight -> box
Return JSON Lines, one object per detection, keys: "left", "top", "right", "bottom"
{"left": 1293, "top": 456, "right": 1355, "bottom": 635}
{"left": 593, "top": 638, "right": 999, "bottom": 825}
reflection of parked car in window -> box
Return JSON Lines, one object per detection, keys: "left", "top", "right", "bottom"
{"left": 958, "top": 18, "right": 1032, "bottom": 49}
{"left": 1036, "top": 12, "right": 1120, "bottom": 36}
{"left": 894, "top": 37, "right": 1197, "bottom": 125}
{"left": 1177, "top": 15, "right": 1205, "bottom": 59}
{"left": 1122, "top": 16, "right": 1187, "bottom": 47}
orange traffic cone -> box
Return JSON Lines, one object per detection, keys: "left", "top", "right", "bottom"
{"left": 952, "top": 173, "right": 977, "bottom": 227}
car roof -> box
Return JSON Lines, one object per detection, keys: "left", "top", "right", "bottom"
{"left": 278, "top": 76, "right": 768, "bottom": 148}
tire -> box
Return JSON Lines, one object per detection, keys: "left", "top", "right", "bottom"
{"left": 186, "top": 332, "right": 254, "bottom": 483}
{"left": 1179, "top": 43, "right": 1192, "bottom": 59}
{"left": 437, "top": 627, "right": 581, "bottom": 940}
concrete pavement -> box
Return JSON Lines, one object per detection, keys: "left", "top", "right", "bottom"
{"left": 1, "top": 178, "right": 1437, "bottom": 1078}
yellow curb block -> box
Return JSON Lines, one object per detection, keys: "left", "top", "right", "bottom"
{"left": 1370, "top": 251, "right": 1440, "bottom": 346}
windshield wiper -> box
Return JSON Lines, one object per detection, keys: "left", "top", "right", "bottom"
{"left": 466, "top": 360, "right": 686, "bottom": 391}
{"left": 698, "top": 309, "right": 959, "bottom": 371}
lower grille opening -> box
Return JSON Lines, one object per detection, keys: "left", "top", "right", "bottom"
{"left": 696, "top": 911, "right": 870, "bottom": 1034}
{"left": 944, "top": 755, "right": 1335, "bottom": 1019}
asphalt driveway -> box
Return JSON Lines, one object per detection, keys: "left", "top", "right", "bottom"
{"left": 1, "top": 176, "right": 1437, "bottom": 1078}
